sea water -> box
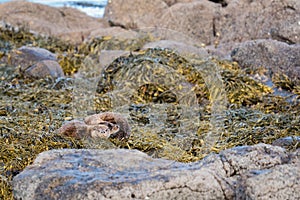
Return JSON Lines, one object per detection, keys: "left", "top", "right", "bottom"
{"left": 0, "top": 0, "right": 107, "bottom": 18}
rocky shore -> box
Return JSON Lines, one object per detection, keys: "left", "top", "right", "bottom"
{"left": 0, "top": 0, "right": 299, "bottom": 199}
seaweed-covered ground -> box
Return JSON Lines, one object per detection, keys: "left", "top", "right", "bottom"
{"left": 1, "top": 27, "right": 300, "bottom": 199}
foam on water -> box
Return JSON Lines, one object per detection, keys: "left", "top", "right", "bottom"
{"left": 0, "top": 0, "right": 107, "bottom": 18}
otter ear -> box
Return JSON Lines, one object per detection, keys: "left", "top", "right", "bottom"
{"left": 113, "top": 124, "right": 120, "bottom": 131}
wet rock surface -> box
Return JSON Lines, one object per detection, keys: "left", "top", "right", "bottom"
{"left": 13, "top": 144, "right": 300, "bottom": 200}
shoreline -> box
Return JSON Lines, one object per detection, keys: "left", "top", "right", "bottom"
{"left": 0, "top": 0, "right": 107, "bottom": 18}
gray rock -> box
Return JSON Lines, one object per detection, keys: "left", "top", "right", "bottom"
{"left": 0, "top": 46, "right": 64, "bottom": 79}
{"left": 24, "top": 60, "right": 64, "bottom": 79}
{"left": 272, "top": 136, "right": 300, "bottom": 149}
{"left": 18, "top": 46, "right": 57, "bottom": 61}
{"left": 7, "top": 46, "right": 64, "bottom": 79}
{"left": 13, "top": 144, "right": 300, "bottom": 200}
{"left": 13, "top": 46, "right": 57, "bottom": 70}
{"left": 240, "top": 162, "right": 300, "bottom": 200}
{"left": 231, "top": 39, "right": 300, "bottom": 80}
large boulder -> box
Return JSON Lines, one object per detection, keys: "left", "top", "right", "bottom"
{"left": 231, "top": 39, "right": 300, "bottom": 80}
{"left": 159, "top": 1, "right": 220, "bottom": 45}
{"left": 0, "top": 1, "right": 108, "bottom": 43}
{"left": 104, "top": 0, "right": 168, "bottom": 29}
{"left": 13, "top": 144, "right": 300, "bottom": 199}
{"left": 104, "top": 0, "right": 300, "bottom": 46}
{"left": 217, "top": 0, "right": 300, "bottom": 44}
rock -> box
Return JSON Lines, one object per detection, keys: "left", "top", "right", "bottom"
{"left": 4, "top": 46, "right": 64, "bottom": 79}
{"left": 206, "top": 42, "right": 241, "bottom": 59}
{"left": 24, "top": 60, "right": 64, "bottom": 79}
{"left": 159, "top": 1, "right": 220, "bottom": 45}
{"left": 13, "top": 144, "right": 300, "bottom": 199}
{"left": 98, "top": 50, "right": 130, "bottom": 67}
{"left": 0, "top": 1, "right": 108, "bottom": 43}
{"left": 89, "top": 27, "right": 139, "bottom": 40}
{"left": 163, "top": 0, "right": 196, "bottom": 7}
{"left": 57, "top": 112, "right": 130, "bottom": 139}
{"left": 272, "top": 136, "right": 300, "bottom": 149}
{"left": 231, "top": 39, "right": 300, "bottom": 80}
{"left": 216, "top": 0, "right": 300, "bottom": 44}
{"left": 104, "top": 0, "right": 299, "bottom": 46}
{"left": 12, "top": 46, "right": 57, "bottom": 68}
{"left": 104, "top": 0, "right": 168, "bottom": 29}
{"left": 143, "top": 40, "right": 208, "bottom": 58}
{"left": 240, "top": 162, "right": 300, "bottom": 200}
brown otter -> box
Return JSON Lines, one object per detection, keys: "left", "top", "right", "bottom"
{"left": 57, "top": 112, "right": 130, "bottom": 140}
{"left": 84, "top": 112, "right": 131, "bottom": 139}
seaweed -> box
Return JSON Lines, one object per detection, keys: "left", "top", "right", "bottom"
{"left": 0, "top": 26, "right": 300, "bottom": 199}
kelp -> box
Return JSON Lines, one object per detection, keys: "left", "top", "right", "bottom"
{"left": 1, "top": 26, "right": 300, "bottom": 199}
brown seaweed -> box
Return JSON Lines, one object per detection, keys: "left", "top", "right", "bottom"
{"left": 0, "top": 26, "right": 300, "bottom": 199}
